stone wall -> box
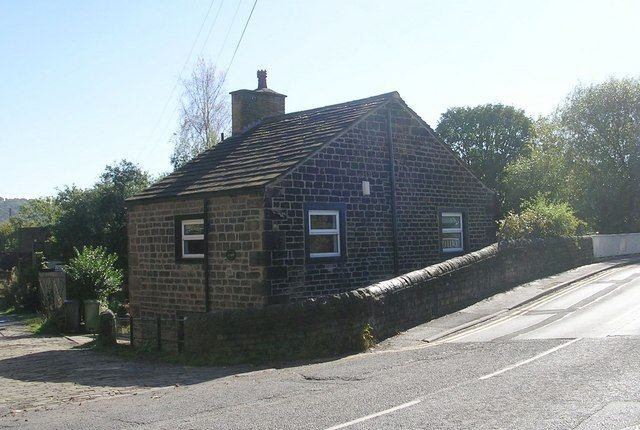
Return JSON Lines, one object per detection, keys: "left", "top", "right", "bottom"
{"left": 262, "top": 102, "right": 496, "bottom": 302}
{"left": 207, "top": 194, "right": 266, "bottom": 310}
{"left": 128, "top": 199, "right": 205, "bottom": 346}
{"left": 388, "top": 103, "right": 496, "bottom": 273}
{"left": 263, "top": 109, "right": 396, "bottom": 301}
{"left": 183, "top": 237, "right": 593, "bottom": 361}
{"left": 127, "top": 194, "right": 266, "bottom": 348}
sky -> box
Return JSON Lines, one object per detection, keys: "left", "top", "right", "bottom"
{"left": 1, "top": 0, "right": 639, "bottom": 198}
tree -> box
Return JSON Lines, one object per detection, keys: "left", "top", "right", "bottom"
{"left": 501, "top": 118, "right": 577, "bottom": 212}
{"left": 0, "top": 198, "right": 59, "bottom": 253}
{"left": 95, "top": 160, "right": 150, "bottom": 270}
{"left": 13, "top": 197, "right": 59, "bottom": 227}
{"left": 52, "top": 160, "right": 149, "bottom": 268}
{"left": 553, "top": 77, "right": 640, "bottom": 233}
{"left": 170, "top": 58, "right": 230, "bottom": 169}
{"left": 0, "top": 221, "right": 16, "bottom": 253}
{"left": 436, "top": 104, "right": 535, "bottom": 192}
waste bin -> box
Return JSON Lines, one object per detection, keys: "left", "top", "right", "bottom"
{"left": 63, "top": 300, "right": 80, "bottom": 333}
{"left": 83, "top": 299, "right": 100, "bottom": 333}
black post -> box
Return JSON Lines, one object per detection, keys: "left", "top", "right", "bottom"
{"left": 129, "top": 314, "right": 134, "bottom": 345}
{"left": 177, "top": 316, "right": 185, "bottom": 354}
{"left": 204, "top": 198, "right": 210, "bottom": 313}
{"left": 156, "top": 316, "right": 162, "bottom": 350}
{"left": 386, "top": 107, "right": 400, "bottom": 276}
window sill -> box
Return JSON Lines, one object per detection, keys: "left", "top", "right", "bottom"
{"left": 175, "top": 257, "right": 205, "bottom": 264}
{"left": 441, "top": 250, "right": 465, "bottom": 258}
{"left": 306, "top": 255, "right": 347, "bottom": 264}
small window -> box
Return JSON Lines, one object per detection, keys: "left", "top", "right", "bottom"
{"left": 181, "top": 219, "right": 204, "bottom": 258}
{"left": 308, "top": 210, "right": 341, "bottom": 258}
{"left": 441, "top": 212, "right": 464, "bottom": 253}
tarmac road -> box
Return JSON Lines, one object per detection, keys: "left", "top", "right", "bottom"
{"left": 2, "top": 260, "right": 640, "bottom": 429}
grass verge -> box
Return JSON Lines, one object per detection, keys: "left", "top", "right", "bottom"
{"left": 26, "top": 314, "right": 63, "bottom": 335}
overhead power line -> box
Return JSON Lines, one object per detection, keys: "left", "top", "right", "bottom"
{"left": 215, "top": 0, "right": 243, "bottom": 66}
{"left": 224, "top": 0, "right": 258, "bottom": 79}
{"left": 139, "top": 0, "right": 259, "bottom": 163}
{"left": 207, "top": 0, "right": 258, "bottom": 108}
{"left": 138, "top": 0, "right": 218, "bottom": 158}
{"left": 197, "top": 0, "right": 226, "bottom": 60}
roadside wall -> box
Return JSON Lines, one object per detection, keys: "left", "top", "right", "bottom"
{"left": 183, "top": 237, "right": 593, "bottom": 361}
{"left": 592, "top": 233, "right": 640, "bottom": 259}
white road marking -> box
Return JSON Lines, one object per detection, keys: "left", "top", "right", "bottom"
{"left": 323, "top": 338, "right": 581, "bottom": 429}
{"left": 478, "top": 338, "right": 581, "bottom": 380}
{"left": 322, "top": 399, "right": 423, "bottom": 430}
{"left": 442, "top": 269, "right": 621, "bottom": 343}
{"left": 360, "top": 266, "right": 628, "bottom": 355}
{"left": 521, "top": 276, "right": 640, "bottom": 340}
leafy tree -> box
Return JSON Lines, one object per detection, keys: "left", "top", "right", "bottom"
{"left": 13, "top": 197, "right": 60, "bottom": 227}
{"left": 52, "top": 160, "right": 149, "bottom": 269}
{"left": 95, "top": 160, "right": 150, "bottom": 268}
{"left": 553, "top": 77, "right": 640, "bottom": 233}
{"left": 436, "top": 104, "right": 535, "bottom": 191}
{"left": 51, "top": 186, "right": 100, "bottom": 261}
{"left": 0, "top": 221, "right": 16, "bottom": 253}
{"left": 501, "top": 119, "right": 576, "bottom": 212}
{"left": 170, "top": 58, "right": 230, "bottom": 169}
{"left": 0, "top": 198, "right": 59, "bottom": 253}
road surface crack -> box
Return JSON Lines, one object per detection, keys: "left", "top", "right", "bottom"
{"left": 299, "top": 374, "right": 366, "bottom": 382}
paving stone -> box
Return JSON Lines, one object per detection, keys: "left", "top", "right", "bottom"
{"left": 0, "top": 316, "right": 230, "bottom": 417}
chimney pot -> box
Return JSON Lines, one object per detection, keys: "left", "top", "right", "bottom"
{"left": 230, "top": 70, "right": 286, "bottom": 135}
{"left": 257, "top": 70, "right": 267, "bottom": 89}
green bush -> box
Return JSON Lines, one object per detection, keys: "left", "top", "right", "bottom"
{"left": 498, "top": 196, "right": 587, "bottom": 241}
{"left": 65, "top": 246, "right": 123, "bottom": 304}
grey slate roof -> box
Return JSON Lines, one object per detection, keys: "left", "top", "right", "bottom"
{"left": 129, "top": 92, "right": 399, "bottom": 202}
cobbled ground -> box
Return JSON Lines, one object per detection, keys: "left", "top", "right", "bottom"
{"left": 0, "top": 315, "right": 230, "bottom": 418}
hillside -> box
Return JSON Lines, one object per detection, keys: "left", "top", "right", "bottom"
{"left": 0, "top": 198, "right": 28, "bottom": 222}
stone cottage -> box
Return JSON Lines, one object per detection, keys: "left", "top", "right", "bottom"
{"left": 127, "top": 70, "right": 496, "bottom": 324}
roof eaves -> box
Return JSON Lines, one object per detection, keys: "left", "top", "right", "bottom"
{"left": 126, "top": 184, "right": 265, "bottom": 206}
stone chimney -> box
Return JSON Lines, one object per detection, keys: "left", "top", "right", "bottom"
{"left": 230, "top": 70, "right": 286, "bottom": 135}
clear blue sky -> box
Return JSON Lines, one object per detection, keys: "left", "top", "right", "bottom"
{"left": 2, "top": 0, "right": 639, "bottom": 198}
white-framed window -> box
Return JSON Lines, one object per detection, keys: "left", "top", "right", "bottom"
{"left": 308, "top": 209, "right": 341, "bottom": 258}
{"left": 441, "top": 212, "right": 464, "bottom": 253}
{"left": 181, "top": 219, "right": 205, "bottom": 258}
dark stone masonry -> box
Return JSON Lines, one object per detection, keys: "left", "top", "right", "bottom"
{"left": 263, "top": 102, "right": 496, "bottom": 301}
{"left": 183, "top": 238, "right": 594, "bottom": 361}
{"left": 126, "top": 72, "right": 497, "bottom": 350}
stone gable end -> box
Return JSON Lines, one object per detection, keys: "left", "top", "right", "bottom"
{"left": 262, "top": 102, "right": 496, "bottom": 301}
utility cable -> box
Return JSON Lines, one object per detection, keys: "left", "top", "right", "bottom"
{"left": 138, "top": 0, "right": 218, "bottom": 159}
{"left": 224, "top": 0, "right": 258, "bottom": 80}
{"left": 197, "top": 0, "right": 226, "bottom": 60}
{"left": 214, "top": 0, "right": 243, "bottom": 66}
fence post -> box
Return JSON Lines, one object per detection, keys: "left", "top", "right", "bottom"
{"left": 177, "top": 316, "right": 185, "bottom": 354}
{"left": 156, "top": 316, "right": 162, "bottom": 350}
{"left": 129, "top": 314, "right": 134, "bottom": 345}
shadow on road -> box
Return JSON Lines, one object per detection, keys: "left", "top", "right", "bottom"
{"left": 0, "top": 347, "right": 262, "bottom": 388}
